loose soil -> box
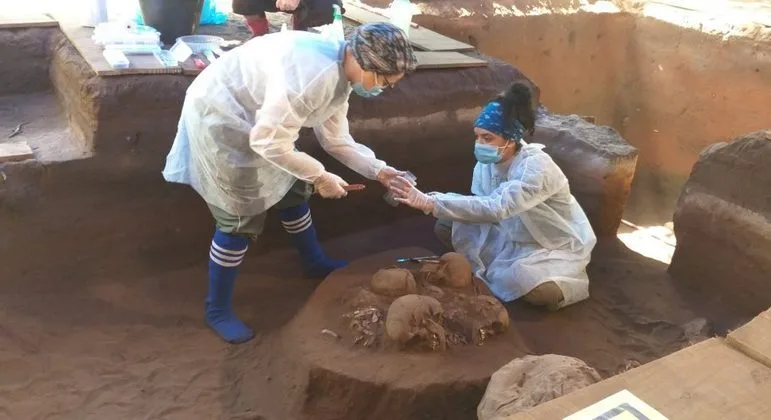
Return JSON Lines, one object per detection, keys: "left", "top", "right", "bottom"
{"left": 0, "top": 216, "right": 749, "bottom": 419}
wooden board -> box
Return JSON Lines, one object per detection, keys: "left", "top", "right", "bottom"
{"left": 0, "top": 142, "right": 34, "bottom": 163}
{"left": 342, "top": 2, "right": 474, "bottom": 52}
{"left": 727, "top": 308, "right": 771, "bottom": 369}
{"left": 62, "top": 27, "right": 183, "bottom": 77}
{"left": 0, "top": 14, "right": 58, "bottom": 29}
{"left": 508, "top": 338, "right": 771, "bottom": 420}
{"left": 415, "top": 51, "right": 486, "bottom": 69}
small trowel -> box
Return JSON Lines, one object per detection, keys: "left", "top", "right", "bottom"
{"left": 396, "top": 256, "right": 440, "bottom": 264}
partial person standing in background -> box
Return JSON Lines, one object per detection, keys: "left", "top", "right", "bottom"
{"left": 232, "top": 0, "right": 344, "bottom": 37}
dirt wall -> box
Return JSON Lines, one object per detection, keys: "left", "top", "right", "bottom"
{"left": 669, "top": 131, "right": 771, "bottom": 317}
{"left": 396, "top": 3, "right": 771, "bottom": 224}
{"left": 0, "top": 27, "right": 58, "bottom": 95}
{"left": 0, "top": 34, "right": 534, "bottom": 283}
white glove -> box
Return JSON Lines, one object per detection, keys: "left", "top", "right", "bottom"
{"left": 389, "top": 176, "right": 435, "bottom": 214}
{"left": 314, "top": 171, "right": 348, "bottom": 199}
{"left": 377, "top": 166, "right": 415, "bottom": 188}
{"left": 276, "top": 0, "right": 301, "bottom": 11}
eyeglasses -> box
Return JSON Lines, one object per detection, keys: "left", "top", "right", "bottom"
{"left": 375, "top": 74, "right": 395, "bottom": 89}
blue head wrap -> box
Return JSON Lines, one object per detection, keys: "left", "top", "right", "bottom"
{"left": 474, "top": 101, "right": 524, "bottom": 143}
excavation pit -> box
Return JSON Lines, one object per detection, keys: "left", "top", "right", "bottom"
{"left": 1, "top": 3, "right": 771, "bottom": 419}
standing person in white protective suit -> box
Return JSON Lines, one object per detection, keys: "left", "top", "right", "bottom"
{"left": 388, "top": 83, "right": 597, "bottom": 311}
{"left": 162, "top": 22, "right": 418, "bottom": 344}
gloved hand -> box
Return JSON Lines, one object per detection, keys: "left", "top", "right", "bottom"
{"left": 276, "top": 0, "right": 301, "bottom": 11}
{"left": 377, "top": 166, "right": 414, "bottom": 189}
{"left": 389, "top": 176, "right": 435, "bottom": 214}
{"left": 314, "top": 171, "right": 349, "bottom": 199}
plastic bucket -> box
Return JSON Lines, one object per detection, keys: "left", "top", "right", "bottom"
{"left": 139, "top": 0, "right": 205, "bottom": 45}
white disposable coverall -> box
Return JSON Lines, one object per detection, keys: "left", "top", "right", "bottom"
{"left": 162, "top": 31, "right": 387, "bottom": 216}
{"left": 430, "top": 143, "right": 597, "bottom": 308}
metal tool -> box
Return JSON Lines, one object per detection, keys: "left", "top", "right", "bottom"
{"left": 8, "top": 122, "right": 28, "bottom": 139}
{"left": 396, "top": 256, "right": 440, "bottom": 264}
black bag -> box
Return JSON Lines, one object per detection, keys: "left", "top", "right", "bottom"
{"left": 294, "top": 0, "right": 345, "bottom": 30}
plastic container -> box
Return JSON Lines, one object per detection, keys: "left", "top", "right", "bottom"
{"left": 175, "top": 35, "right": 224, "bottom": 54}
{"left": 389, "top": 0, "right": 417, "bottom": 37}
{"left": 92, "top": 22, "right": 161, "bottom": 46}
{"left": 85, "top": 0, "right": 109, "bottom": 27}
{"left": 138, "top": 0, "right": 204, "bottom": 45}
{"left": 104, "top": 44, "right": 162, "bottom": 54}
{"left": 329, "top": 4, "right": 345, "bottom": 41}
{"left": 103, "top": 49, "right": 130, "bottom": 69}
{"left": 383, "top": 171, "right": 418, "bottom": 207}
{"left": 154, "top": 50, "right": 178, "bottom": 67}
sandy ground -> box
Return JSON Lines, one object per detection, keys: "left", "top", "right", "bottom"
{"left": 0, "top": 213, "right": 750, "bottom": 419}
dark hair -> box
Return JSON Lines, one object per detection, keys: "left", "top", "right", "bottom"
{"left": 494, "top": 82, "right": 536, "bottom": 135}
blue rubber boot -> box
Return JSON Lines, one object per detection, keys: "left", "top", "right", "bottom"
{"left": 205, "top": 230, "right": 255, "bottom": 344}
{"left": 279, "top": 203, "right": 347, "bottom": 278}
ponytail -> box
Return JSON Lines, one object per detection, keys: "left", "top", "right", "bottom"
{"left": 495, "top": 82, "right": 535, "bottom": 136}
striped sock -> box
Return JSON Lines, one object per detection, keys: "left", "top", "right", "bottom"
{"left": 279, "top": 203, "right": 347, "bottom": 278}
{"left": 205, "top": 230, "right": 254, "bottom": 344}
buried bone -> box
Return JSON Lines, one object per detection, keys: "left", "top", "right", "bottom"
{"left": 418, "top": 252, "right": 473, "bottom": 288}
{"left": 385, "top": 294, "right": 447, "bottom": 351}
{"left": 370, "top": 268, "right": 418, "bottom": 297}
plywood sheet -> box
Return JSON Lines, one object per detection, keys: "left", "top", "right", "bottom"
{"left": 0, "top": 14, "right": 58, "bottom": 29}
{"left": 508, "top": 338, "right": 771, "bottom": 420}
{"left": 342, "top": 2, "right": 474, "bottom": 52}
{"left": 62, "top": 27, "right": 182, "bottom": 77}
{"left": 0, "top": 142, "right": 34, "bottom": 163}
{"left": 415, "top": 51, "right": 486, "bottom": 69}
{"left": 727, "top": 308, "right": 771, "bottom": 369}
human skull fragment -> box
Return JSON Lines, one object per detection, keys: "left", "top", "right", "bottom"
{"left": 439, "top": 252, "right": 473, "bottom": 288}
{"left": 370, "top": 268, "right": 417, "bottom": 297}
{"left": 471, "top": 295, "right": 510, "bottom": 345}
{"left": 385, "top": 294, "right": 447, "bottom": 351}
{"left": 418, "top": 252, "right": 473, "bottom": 288}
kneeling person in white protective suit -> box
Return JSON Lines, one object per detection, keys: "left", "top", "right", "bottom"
{"left": 162, "top": 23, "right": 418, "bottom": 344}
{"left": 388, "top": 83, "right": 597, "bottom": 310}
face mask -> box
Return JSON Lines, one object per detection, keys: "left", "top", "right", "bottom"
{"left": 351, "top": 72, "right": 383, "bottom": 98}
{"left": 474, "top": 142, "right": 510, "bottom": 164}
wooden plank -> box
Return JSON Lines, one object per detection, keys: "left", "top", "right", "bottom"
{"left": 0, "top": 14, "right": 58, "bottom": 29}
{"left": 342, "top": 2, "right": 474, "bottom": 52}
{"left": 0, "top": 142, "right": 34, "bottom": 163}
{"left": 726, "top": 308, "right": 771, "bottom": 369}
{"left": 61, "top": 27, "right": 182, "bottom": 77}
{"left": 508, "top": 338, "right": 771, "bottom": 420}
{"left": 415, "top": 51, "right": 486, "bottom": 69}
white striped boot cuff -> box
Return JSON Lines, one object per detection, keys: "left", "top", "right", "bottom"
{"left": 210, "top": 242, "right": 248, "bottom": 268}
{"left": 281, "top": 210, "right": 312, "bottom": 234}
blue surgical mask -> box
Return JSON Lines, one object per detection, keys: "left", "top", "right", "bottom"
{"left": 474, "top": 143, "right": 503, "bottom": 164}
{"left": 351, "top": 73, "right": 383, "bottom": 98}
{"left": 352, "top": 83, "right": 383, "bottom": 98}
